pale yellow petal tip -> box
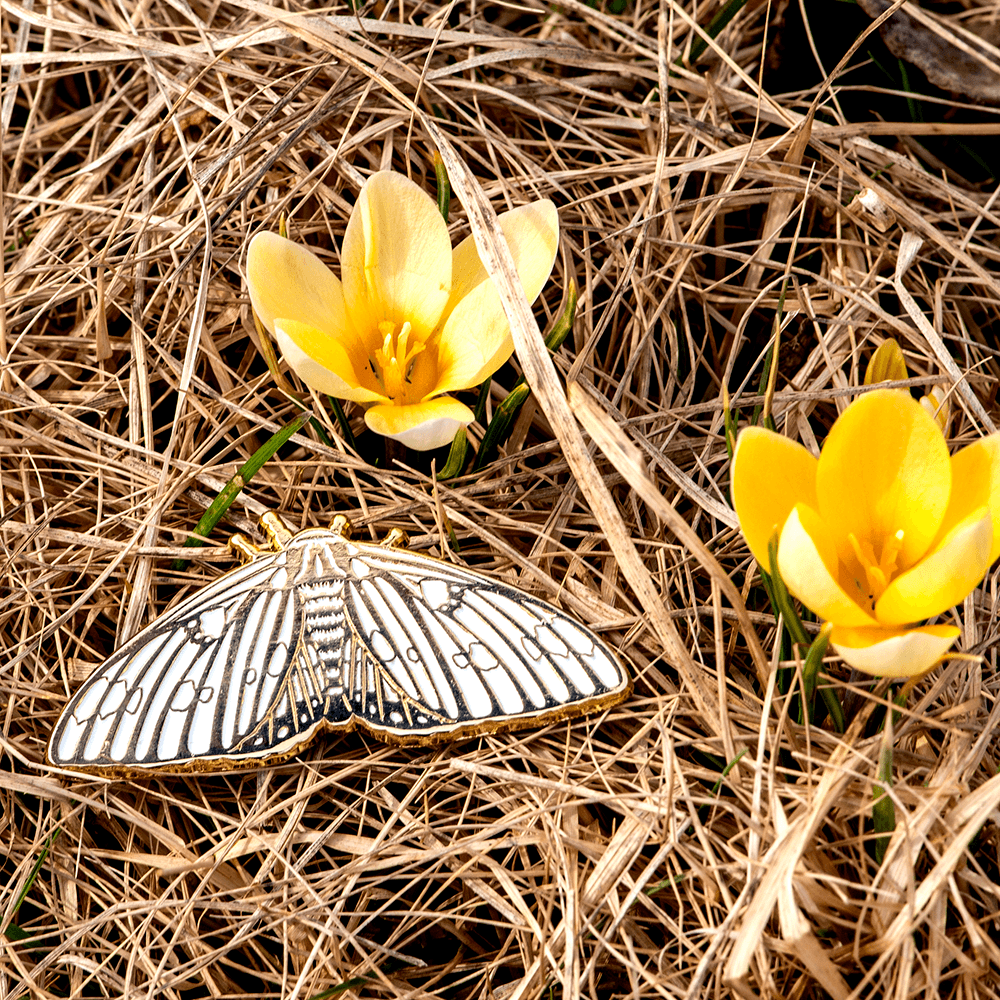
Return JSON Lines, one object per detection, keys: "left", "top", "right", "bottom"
{"left": 245, "top": 231, "right": 294, "bottom": 333}
{"left": 246, "top": 230, "right": 347, "bottom": 341}
{"left": 864, "top": 338, "right": 907, "bottom": 385}
{"left": 830, "top": 624, "right": 960, "bottom": 678}
{"left": 524, "top": 199, "right": 560, "bottom": 256}
{"left": 247, "top": 229, "right": 286, "bottom": 259}
{"left": 365, "top": 397, "right": 475, "bottom": 451}
{"left": 920, "top": 386, "right": 951, "bottom": 435}
{"left": 246, "top": 230, "right": 306, "bottom": 288}
{"left": 344, "top": 170, "right": 453, "bottom": 339}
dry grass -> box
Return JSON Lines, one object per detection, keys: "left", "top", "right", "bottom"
{"left": 3, "top": 0, "right": 1000, "bottom": 997}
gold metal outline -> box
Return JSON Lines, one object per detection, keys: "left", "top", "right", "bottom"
{"left": 47, "top": 513, "right": 633, "bottom": 777}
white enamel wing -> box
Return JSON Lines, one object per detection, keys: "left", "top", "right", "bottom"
{"left": 48, "top": 514, "right": 631, "bottom": 774}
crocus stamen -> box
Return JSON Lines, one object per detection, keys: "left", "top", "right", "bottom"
{"left": 373, "top": 320, "right": 425, "bottom": 401}
{"left": 847, "top": 529, "right": 905, "bottom": 607}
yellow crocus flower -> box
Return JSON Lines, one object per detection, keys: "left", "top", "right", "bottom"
{"left": 246, "top": 171, "right": 559, "bottom": 450}
{"left": 732, "top": 388, "right": 1000, "bottom": 677}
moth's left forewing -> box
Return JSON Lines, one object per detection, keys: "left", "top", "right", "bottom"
{"left": 330, "top": 542, "right": 631, "bottom": 743}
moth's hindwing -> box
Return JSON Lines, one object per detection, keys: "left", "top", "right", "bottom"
{"left": 48, "top": 527, "right": 631, "bottom": 774}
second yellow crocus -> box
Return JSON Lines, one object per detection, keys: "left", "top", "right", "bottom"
{"left": 732, "top": 388, "right": 1000, "bottom": 677}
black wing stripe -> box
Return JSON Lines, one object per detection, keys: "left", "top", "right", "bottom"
{"left": 230, "top": 593, "right": 308, "bottom": 749}
{"left": 406, "top": 598, "right": 497, "bottom": 719}
{"left": 218, "top": 590, "right": 271, "bottom": 750}
{"left": 127, "top": 627, "right": 202, "bottom": 762}
{"left": 89, "top": 630, "right": 178, "bottom": 731}
{"left": 364, "top": 577, "right": 452, "bottom": 712}
{"left": 491, "top": 590, "right": 621, "bottom": 692}
{"left": 231, "top": 592, "right": 278, "bottom": 739}
{"left": 423, "top": 600, "right": 532, "bottom": 715}
{"left": 546, "top": 614, "right": 622, "bottom": 689}
{"left": 452, "top": 592, "right": 570, "bottom": 704}
{"left": 344, "top": 579, "right": 451, "bottom": 715}
{"left": 146, "top": 640, "right": 219, "bottom": 763}
{"left": 467, "top": 591, "right": 596, "bottom": 696}
{"left": 56, "top": 630, "right": 174, "bottom": 762}
{"left": 429, "top": 603, "right": 529, "bottom": 715}
{"left": 487, "top": 592, "right": 596, "bottom": 696}
{"left": 233, "top": 591, "right": 286, "bottom": 746}
{"left": 184, "top": 621, "right": 240, "bottom": 759}
{"left": 354, "top": 547, "right": 475, "bottom": 585}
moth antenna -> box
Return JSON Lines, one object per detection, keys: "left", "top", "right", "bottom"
{"left": 229, "top": 534, "right": 262, "bottom": 564}
{"left": 330, "top": 515, "right": 352, "bottom": 539}
{"left": 259, "top": 512, "right": 295, "bottom": 550}
{"left": 380, "top": 528, "right": 409, "bottom": 549}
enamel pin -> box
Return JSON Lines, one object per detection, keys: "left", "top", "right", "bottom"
{"left": 48, "top": 514, "right": 631, "bottom": 774}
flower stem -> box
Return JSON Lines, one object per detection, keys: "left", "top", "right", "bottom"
{"left": 471, "top": 383, "right": 531, "bottom": 472}
{"left": 721, "top": 383, "right": 737, "bottom": 461}
{"left": 252, "top": 309, "right": 296, "bottom": 395}
{"left": 473, "top": 375, "right": 492, "bottom": 424}
{"left": 873, "top": 707, "right": 898, "bottom": 863}
{"left": 766, "top": 534, "right": 810, "bottom": 649}
{"left": 801, "top": 621, "right": 832, "bottom": 717}
{"left": 818, "top": 682, "right": 846, "bottom": 733}
{"left": 509, "top": 279, "right": 578, "bottom": 393}
{"left": 327, "top": 396, "right": 356, "bottom": 451}
{"left": 542, "top": 278, "right": 577, "bottom": 353}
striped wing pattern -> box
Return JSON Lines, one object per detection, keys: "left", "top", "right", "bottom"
{"left": 48, "top": 528, "right": 630, "bottom": 773}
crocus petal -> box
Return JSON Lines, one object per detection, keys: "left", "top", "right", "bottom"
{"left": 365, "top": 396, "right": 474, "bottom": 451}
{"left": 341, "top": 172, "right": 453, "bottom": 343}
{"left": 731, "top": 427, "right": 818, "bottom": 569}
{"left": 863, "top": 338, "right": 908, "bottom": 386}
{"left": 446, "top": 200, "right": 559, "bottom": 316}
{"left": 875, "top": 507, "right": 992, "bottom": 624}
{"left": 433, "top": 279, "right": 515, "bottom": 394}
{"left": 816, "top": 388, "right": 950, "bottom": 570}
{"left": 434, "top": 200, "right": 560, "bottom": 393}
{"left": 830, "top": 624, "right": 960, "bottom": 678}
{"left": 778, "top": 504, "right": 879, "bottom": 627}
{"left": 932, "top": 434, "right": 1000, "bottom": 564}
{"left": 275, "top": 319, "right": 387, "bottom": 404}
{"left": 247, "top": 232, "right": 349, "bottom": 337}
